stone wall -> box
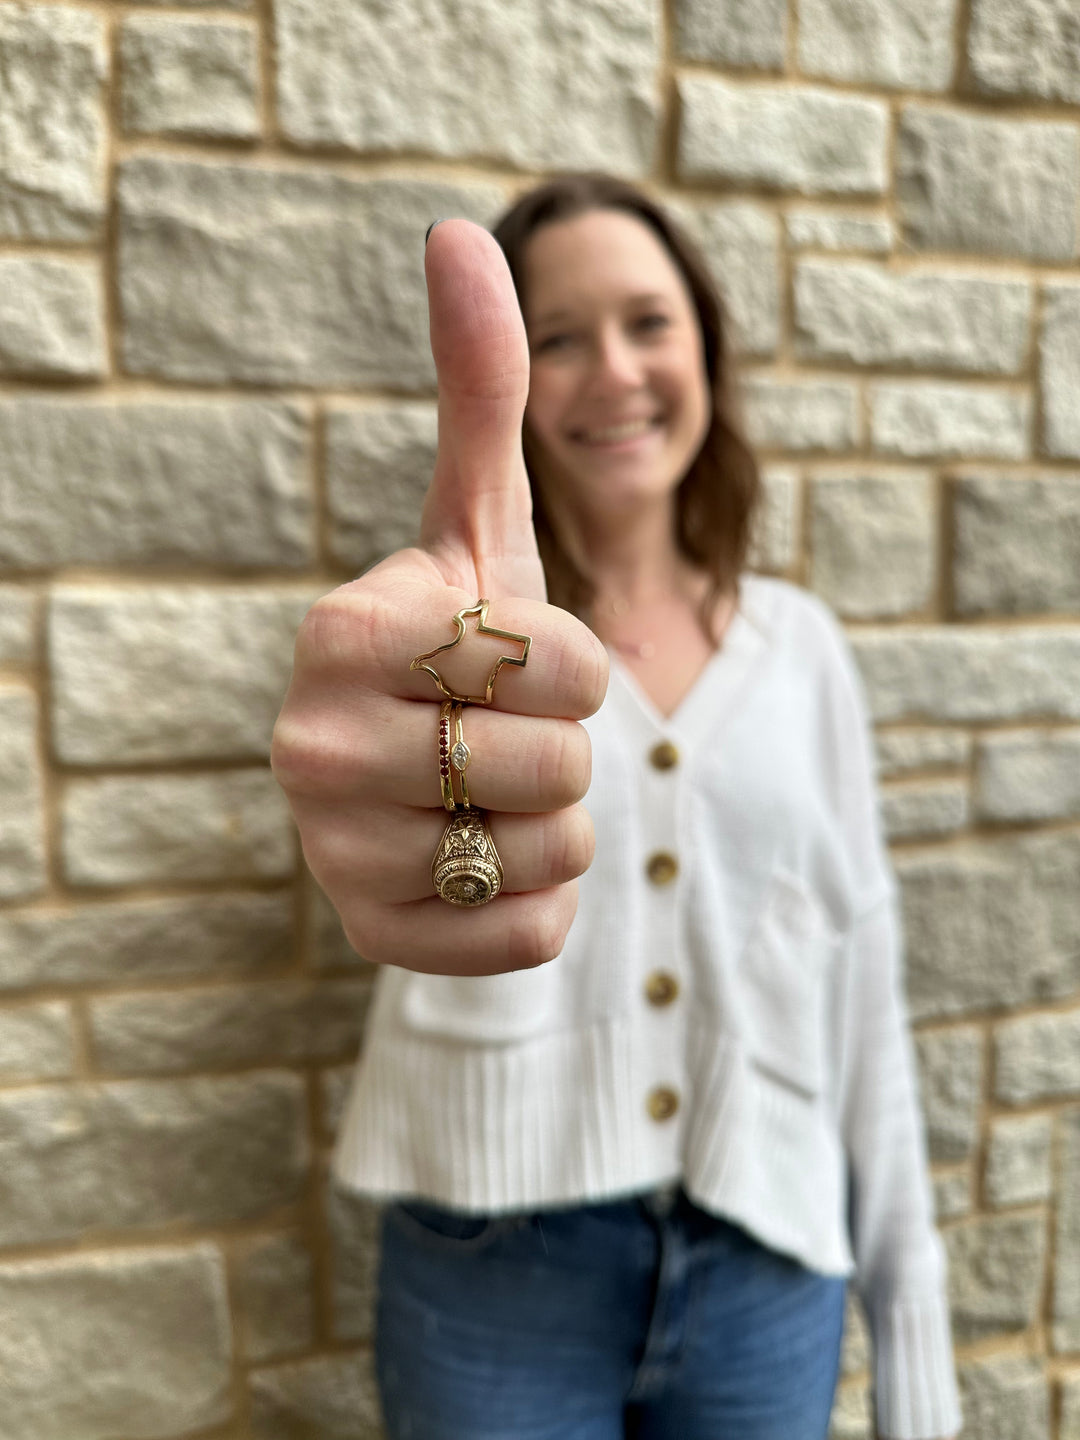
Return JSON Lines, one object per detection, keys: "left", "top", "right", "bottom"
{"left": 0, "top": 0, "right": 1077, "bottom": 1435}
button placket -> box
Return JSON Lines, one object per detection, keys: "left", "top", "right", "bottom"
{"left": 640, "top": 731, "right": 684, "bottom": 1129}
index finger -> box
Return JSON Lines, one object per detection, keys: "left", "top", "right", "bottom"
{"left": 296, "top": 579, "right": 608, "bottom": 721}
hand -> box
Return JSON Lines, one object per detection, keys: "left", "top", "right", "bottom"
{"left": 271, "top": 219, "right": 608, "bottom": 976}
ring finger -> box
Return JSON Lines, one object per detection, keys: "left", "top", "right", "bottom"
{"left": 296, "top": 800, "right": 595, "bottom": 905}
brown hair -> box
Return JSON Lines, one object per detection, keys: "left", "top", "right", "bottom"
{"left": 491, "top": 173, "right": 764, "bottom": 638}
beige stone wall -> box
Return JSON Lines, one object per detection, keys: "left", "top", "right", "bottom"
{"left": 0, "top": 0, "right": 1078, "bottom": 1434}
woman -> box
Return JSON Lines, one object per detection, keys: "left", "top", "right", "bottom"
{"left": 272, "top": 175, "right": 961, "bottom": 1440}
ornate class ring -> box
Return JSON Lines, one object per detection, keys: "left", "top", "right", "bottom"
{"left": 432, "top": 807, "right": 504, "bottom": 907}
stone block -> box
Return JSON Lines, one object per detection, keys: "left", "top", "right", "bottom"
{"left": 233, "top": 1231, "right": 315, "bottom": 1363}
{"left": 90, "top": 978, "right": 370, "bottom": 1076}
{"left": 0, "top": 1244, "right": 231, "bottom": 1438}
{"left": 0, "top": 1003, "right": 73, "bottom": 1084}
{"left": 275, "top": 0, "right": 659, "bottom": 175}
{"left": 896, "top": 833, "right": 1080, "bottom": 1021}
{"left": 874, "top": 727, "right": 971, "bottom": 780}
{"left": 945, "top": 1213, "right": 1046, "bottom": 1342}
{"left": 881, "top": 778, "right": 970, "bottom": 840}
{"left": 984, "top": 1113, "right": 1052, "bottom": 1209}
{"left": 828, "top": 1380, "right": 872, "bottom": 1439}
{"left": 1063, "top": 1373, "right": 1080, "bottom": 1440}
{"left": 50, "top": 586, "right": 319, "bottom": 765}
{"left": 1057, "top": 1106, "right": 1080, "bottom": 1352}
{"left": 0, "top": 587, "right": 35, "bottom": 664}
{"left": 897, "top": 106, "right": 1078, "bottom": 261}
{"left": 0, "top": 891, "right": 293, "bottom": 992}
{"left": 670, "top": 201, "right": 781, "bottom": 358}
{"left": 0, "top": 6, "right": 106, "bottom": 241}
{"left": 798, "top": 0, "right": 956, "bottom": 90}
{"left": 870, "top": 382, "right": 1029, "bottom": 461}
{"left": 806, "top": 0, "right": 956, "bottom": 90}
{"left": 678, "top": 77, "right": 888, "bottom": 194}
{"left": 957, "top": 1354, "right": 1049, "bottom": 1440}
{"left": 0, "top": 686, "right": 45, "bottom": 902}
{"left": 319, "top": 1064, "right": 354, "bottom": 1144}
{"left": 748, "top": 467, "right": 799, "bottom": 574}
{"left": 309, "top": 881, "right": 370, "bottom": 973}
{"left": 913, "top": 1025, "right": 983, "bottom": 1162}
{"left": 808, "top": 471, "right": 935, "bottom": 618}
{"left": 118, "top": 158, "right": 504, "bottom": 387}
{"left": 932, "top": 1168, "right": 971, "bottom": 1220}
{"left": 120, "top": 15, "right": 259, "bottom": 140}
{"left": 994, "top": 1008, "right": 1080, "bottom": 1105}
{"left": 969, "top": 0, "right": 1080, "bottom": 104}
{"left": 327, "top": 1180, "right": 382, "bottom": 1341}
{"left": 0, "top": 397, "right": 312, "bottom": 569}
{"left": 326, "top": 403, "right": 435, "bottom": 573}
{"left": 249, "top": 1350, "right": 382, "bottom": 1440}
{"left": 795, "top": 259, "right": 1030, "bottom": 374}
{"left": 840, "top": 1289, "right": 870, "bottom": 1376}
{"left": 784, "top": 209, "right": 892, "bottom": 254}
{"left": 0, "top": 1072, "right": 308, "bottom": 1246}
{"left": 62, "top": 770, "right": 295, "bottom": 887}
{"left": 975, "top": 728, "right": 1080, "bottom": 823}
{"left": 1041, "top": 284, "right": 1080, "bottom": 460}
{"left": 674, "top": 0, "right": 786, "bottom": 68}
{"left": 743, "top": 377, "right": 859, "bottom": 452}
{"left": 849, "top": 624, "right": 1080, "bottom": 723}
{"left": 0, "top": 257, "right": 105, "bottom": 379}
{"left": 953, "top": 473, "right": 1080, "bottom": 615}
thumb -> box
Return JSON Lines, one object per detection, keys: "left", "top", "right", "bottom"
{"left": 418, "top": 218, "right": 546, "bottom": 602}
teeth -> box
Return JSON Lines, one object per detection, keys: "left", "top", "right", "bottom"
{"left": 581, "top": 419, "right": 655, "bottom": 444}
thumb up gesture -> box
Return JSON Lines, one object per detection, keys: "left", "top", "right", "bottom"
{"left": 271, "top": 220, "right": 609, "bottom": 976}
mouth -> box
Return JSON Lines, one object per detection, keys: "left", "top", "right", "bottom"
{"left": 571, "top": 416, "right": 664, "bottom": 448}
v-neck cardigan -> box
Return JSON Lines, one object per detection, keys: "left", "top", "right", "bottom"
{"left": 332, "top": 570, "right": 963, "bottom": 1440}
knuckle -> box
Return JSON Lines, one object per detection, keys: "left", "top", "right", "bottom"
{"left": 294, "top": 590, "right": 379, "bottom": 678}
{"left": 536, "top": 722, "right": 591, "bottom": 809}
{"left": 270, "top": 713, "right": 364, "bottom": 799}
{"left": 553, "top": 622, "right": 609, "bottom": 717}
{"left": 505, "top": 889, "right": 575, "bottom": 971}
{"left": 338, "top": 900, "right": 390, "bottom": 967}
{"left": 549, "top": 804, "right": 594, "bottom": 882}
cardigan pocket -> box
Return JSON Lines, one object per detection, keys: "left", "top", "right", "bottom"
{"left": 738, "top": 866, "right": 841, "bottom": 1099}
{"left": 398, "top": 964, "right": 559, "bottom": 1044}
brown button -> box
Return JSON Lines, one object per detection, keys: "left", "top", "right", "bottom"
{"left": 646, "top": 851, "right": 678, "bottom": 886}
{"left": 645, "top": 971, "right": 679, "bottom": 1007}
{"left": 647, "top": 1086, "right": 680, "bottom": 1122}
{"left": 649, "top": 740, "right": 679, "bottom": 771}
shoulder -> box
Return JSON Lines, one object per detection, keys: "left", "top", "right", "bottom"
{"left": 740, "top": 572, "right": 858, "bottom": 684}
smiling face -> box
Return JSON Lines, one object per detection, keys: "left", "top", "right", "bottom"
{"left": 520, "top": 208, "right": 712, "bottom": 527}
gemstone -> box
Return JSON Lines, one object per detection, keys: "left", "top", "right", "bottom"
{"left": 450, "top": 740, "right": 471, "bottom": 770}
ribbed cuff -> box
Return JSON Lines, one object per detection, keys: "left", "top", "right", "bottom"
{"left": 870, "top": 1291, "right": 962, "bottom": 1440}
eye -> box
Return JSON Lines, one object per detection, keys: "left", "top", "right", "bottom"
{"left": 533, "top": 332, "right": 574, "bottom": 354}
{"left": 635, "top": 313, "right": 670, "bottom": 335}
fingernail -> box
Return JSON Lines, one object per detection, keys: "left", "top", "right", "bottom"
{"left": 425, "top": 219, "right": 446, "bottom": 247}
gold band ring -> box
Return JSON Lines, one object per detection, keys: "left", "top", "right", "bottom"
{"left": 437, "top": 701, "right": 473, "bottom": 812}
{"left": 410, "top": 598, "right": 532, "bottom": 706}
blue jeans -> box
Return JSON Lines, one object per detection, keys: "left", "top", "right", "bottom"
{"left": 375, "top": 1182, "right": 847, "bottom": 1439}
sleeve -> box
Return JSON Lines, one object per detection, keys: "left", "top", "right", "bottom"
{"left": 821, "top": 611, "right": 963, "bottom": 1440}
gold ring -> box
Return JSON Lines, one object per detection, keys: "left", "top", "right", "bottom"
{"left": 432, "top": 807, "right": 504, "bottom": 907}
{"left": 410, "top": 598, "right": 532, "bottom": 706}
{"left": 437, "top": 701, "right": 473, "bottom": 812}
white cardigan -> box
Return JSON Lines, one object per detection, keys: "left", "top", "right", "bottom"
{"left": 332, "top": 571, "right": 963, "bottom": 1440}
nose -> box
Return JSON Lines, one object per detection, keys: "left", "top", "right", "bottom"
{"left": 587, "top": 323, "right": 643, "bottom": 393}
